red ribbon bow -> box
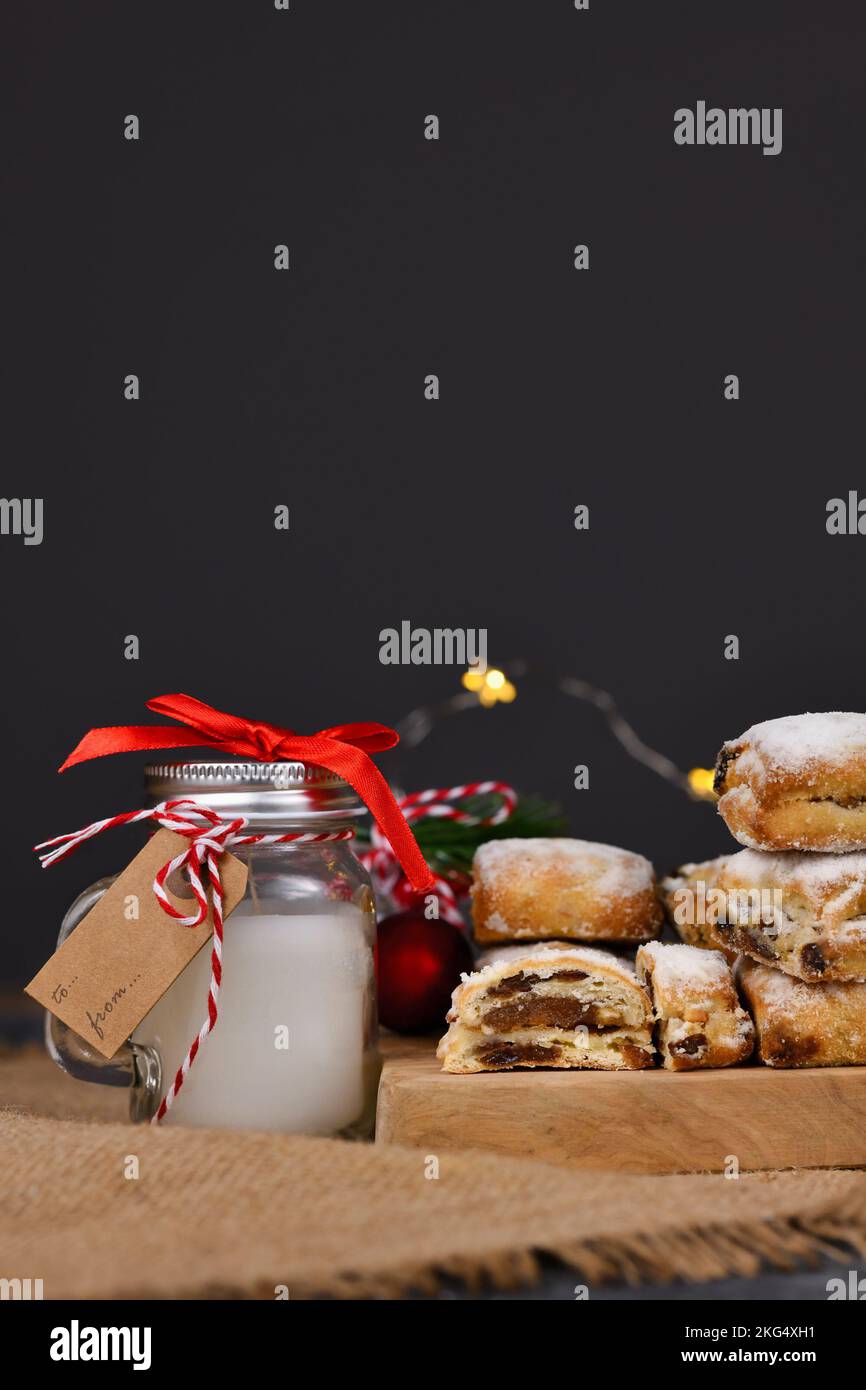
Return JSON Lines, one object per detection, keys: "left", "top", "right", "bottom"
{"left": 59, "top": 693, "right": 434, "bottom": 895}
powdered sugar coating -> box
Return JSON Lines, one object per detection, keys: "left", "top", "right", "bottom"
{"left": 637, "top": 943, "right": 753, "bottom": 1068}
{"left": 739, "top": 960, "right": 866, "bottom": 1064}
{"left": 473, "top": 837, "right": 654, "bottom": 903}
{"left": 721, "top": 848, "right": 866, "bottom": 923}
{"left": 474, "top": 940, "right": 640, "bottom": 982}
{"left": 725, "top": 712, "right": 866, "bottom": 782}
{"left": 638, "top": 941, "right": 729, "bottom": 994}
{"left": 744, "top": 963, "right": 865, "bottom": 1016}
{"left": 717, "top": 715, "right": 866, "bottom": 851}
{"left": 727, "top": 847, "right": 866, "bottom": 890}
{"left": 831, "top": 921, "right": 866, "bottom": 945}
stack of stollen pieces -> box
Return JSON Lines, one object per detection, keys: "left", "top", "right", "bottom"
{"left": 664, "top": 712, "right": 866, "bottom": 1068}
{"left": 437, "top": 837, "right": 755, "bottom": 1074}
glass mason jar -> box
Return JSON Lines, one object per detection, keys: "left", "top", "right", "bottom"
{"left": 46, "top": 761, "right": 379, "bottom": 1136}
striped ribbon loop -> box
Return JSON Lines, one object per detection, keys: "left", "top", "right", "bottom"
{"left": 361, "top": 781, "right": 517, "bottom": 926}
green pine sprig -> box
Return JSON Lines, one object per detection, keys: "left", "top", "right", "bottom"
{"left": 358, "top": 794, "right": 568, "bottom": 877}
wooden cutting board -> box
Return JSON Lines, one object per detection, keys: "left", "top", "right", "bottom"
{"left": 375, "top": 1036, "right": 866, "bottom": 1174}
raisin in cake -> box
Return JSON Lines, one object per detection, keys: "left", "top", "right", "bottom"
{"left": 636, "top": 941, "right": 754, "bottom": 1071}
{"left": 711, "top": 849, "right": 866, "bottom": 982}
{"left": 437, "top": 943, "right": 655, "bottom": 1072}
{"left": 738, "top": 959, "right": 866, "bottom": 1067}
{"left": 715, "top": 712, "right": 866, "bottom": 852}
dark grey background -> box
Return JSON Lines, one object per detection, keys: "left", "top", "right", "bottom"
{"left": 3, "top": 0, "right": 865, "bottom": 986}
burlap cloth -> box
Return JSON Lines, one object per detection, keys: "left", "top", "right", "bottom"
{"left": 3, "top": 1047, "right": 866, "bottom": 1299}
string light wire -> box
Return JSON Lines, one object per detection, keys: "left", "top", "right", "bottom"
{"left": 394, "top": 663, "right": 716, "bottom": 802}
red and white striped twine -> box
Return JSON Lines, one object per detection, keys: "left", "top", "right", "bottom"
{"left": 35, "top": 799, "right": 352, "bottom": 1124}
{"left": 361, "top": 780, "right": 517, "bottom": 926}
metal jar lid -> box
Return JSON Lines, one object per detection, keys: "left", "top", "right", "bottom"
{"left": 144, "top": 761, "right": 366, "bottom": 827}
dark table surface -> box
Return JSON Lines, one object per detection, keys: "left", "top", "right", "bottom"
{"left": 427, "top": 1255, "right": 855, "bottom": 1301}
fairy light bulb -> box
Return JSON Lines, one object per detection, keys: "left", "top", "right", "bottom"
{"left": 687, "top": 767, "right": 717, "bottom": 801}
{"left": 461, "top": 668, "right": 486, "bottom": 693}
{"left": 461, "top": 667, "right": 518, "bottom": 707}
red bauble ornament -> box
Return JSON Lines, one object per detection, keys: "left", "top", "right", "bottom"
{"left": 376, "top": 909, "right": 474, "bottom": 1034}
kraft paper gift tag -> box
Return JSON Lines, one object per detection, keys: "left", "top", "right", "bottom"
{"left": 26, "top": 829, "right": 248, "bottom": 1059}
